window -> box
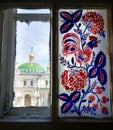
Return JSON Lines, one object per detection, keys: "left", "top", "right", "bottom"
{"left": 0, "top": 7, "right": 51, "bottom": 120}
{"left": 0, "top": 1, "right": 113, "bottom": 123}
{"left": 24, "top": 80, "right": 26, "bottom": 86}
{"left": 46, "top": 80, "right": 48, "bottom": 86}
{"left": 31, "top": 81, "right": 33, "bottom": 86}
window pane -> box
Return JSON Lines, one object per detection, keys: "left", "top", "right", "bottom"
{"left": 58, "top": 9, "right": 111, "bottom": 118}
{"left": 13, "top": 9, "right": 50, "bottom": 111}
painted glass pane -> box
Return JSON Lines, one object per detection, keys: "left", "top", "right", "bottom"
{"left": 58, "top": 9, "right": 111, "bottom": 118}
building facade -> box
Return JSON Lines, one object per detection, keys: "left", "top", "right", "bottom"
{"left": 13, "top": 49, "right": 50, "bottom": 107}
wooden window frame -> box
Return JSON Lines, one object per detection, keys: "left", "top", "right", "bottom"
{"left": 0, "top": 5, "right": 51, "bottom": 122}
{"left": 0, "top": 0, "right": 113, "bottom": 123}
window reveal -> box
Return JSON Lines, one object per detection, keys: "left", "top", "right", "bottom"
{"left": 58, "top": 9, "right": 111, "bottom": 118}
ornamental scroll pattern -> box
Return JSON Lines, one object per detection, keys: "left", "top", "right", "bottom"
{"left": 58, "top": 9, "right": 111, "bottom": 118}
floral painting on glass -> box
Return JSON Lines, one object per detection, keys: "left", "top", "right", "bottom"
{"left": 58, "top": 9, "right": 111, "bottom": 118}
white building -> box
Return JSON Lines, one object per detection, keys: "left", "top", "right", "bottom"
{"left": 13, "top": 48, "right": 50, "bottom": 107}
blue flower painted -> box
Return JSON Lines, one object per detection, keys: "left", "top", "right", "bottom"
{"left": 59, "top": 91, "right": 81, "bottom": 113}
{"left": 89, "top": 51, "right": 107, "bottom": 85}
{"left": 60, "top": 10, "right": 82, "bottom": 34}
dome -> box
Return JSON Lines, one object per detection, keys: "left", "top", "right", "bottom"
{"left": 18, "top": 62, "right": 45, "bottom": 72}
{"left": 17, "top": 47, "right": 46, "bottom": 73}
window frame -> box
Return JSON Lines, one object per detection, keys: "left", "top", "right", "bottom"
{"left": 0, "top": 5, "right": 52, "bottom": 121}
{"left": 56, "top": 2, "right": 113, "bottom": 122}
{"left": 0, "top": 0, "right": 113, "bottom": 122}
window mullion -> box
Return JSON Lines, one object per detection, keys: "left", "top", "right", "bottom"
{"left": 51, "top": 3, "right": 59, "bottom": 122}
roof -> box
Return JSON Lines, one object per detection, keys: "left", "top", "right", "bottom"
{"left": 18, "top": 62, "right": 45, "bottom": 72}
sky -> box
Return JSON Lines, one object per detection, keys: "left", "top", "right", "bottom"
{"left": 15, "top": 9, "right": 50, "bottom": 70}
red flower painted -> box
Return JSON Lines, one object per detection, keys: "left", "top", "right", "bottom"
{"left": 95, "top": 86, "right": 103, "bottom": 94}
{"left": 101, "top": 96, "right": 107, "bottom": 103}
{"left": 88, "top": 95, "right": 95, "bottom": 102}
{"left": 61, "top": 69, "right": 88, "bottom": 91}
{"left": 101, "top": 106, "right": 108, "bottom": 115}
{"left": 82, "top": 11, "right": 104, "bottom": 34}
{"left": 69, "top": 69, "right": 87, "bottom": 91}
{"left": 92, "top": 103, "right": 99, "bottom": 110}
{"left": 61, "top": 70, "right": 69, "bottom": 87}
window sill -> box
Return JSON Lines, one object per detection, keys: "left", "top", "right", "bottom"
{"left": 0, "top": 107, "right": 51, "bottom": 122}
{"left": 0, "top": 117, "right": 51, "bottom": 122}
{"left": 58, "top": 117, "right": 113, "bottom": 123}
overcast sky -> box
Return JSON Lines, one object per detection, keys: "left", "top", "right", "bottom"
{"left": 15, "top": 9, "right": 50, "bottom": 70}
